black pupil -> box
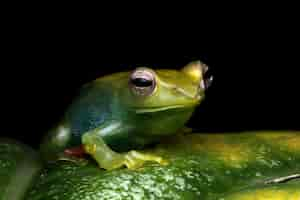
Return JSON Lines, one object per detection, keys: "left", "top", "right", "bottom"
{"left": 131, "top": 78, "right": 153, "bottom": 87}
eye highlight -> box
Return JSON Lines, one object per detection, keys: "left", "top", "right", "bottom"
{"left": 129, "top": 68, "right": 156, "bottom": 96}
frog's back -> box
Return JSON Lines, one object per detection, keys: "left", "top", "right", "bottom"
{"left": 64, "top": 82, "right": 115, "bottom": 146}
{"left": 39, "top": 78, "right": 124, "bottom": 160}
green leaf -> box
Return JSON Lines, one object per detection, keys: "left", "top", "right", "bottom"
{"left": 0, "top": 139, "right": 42, "bottom": 200}
{"left": 25, "top": 131, "right": 300, "bottom": 200}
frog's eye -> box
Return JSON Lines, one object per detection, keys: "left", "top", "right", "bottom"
{"left": 129, "top": 68, "right": 156, "bottom": 96}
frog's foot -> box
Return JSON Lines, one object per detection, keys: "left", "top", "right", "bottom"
{"left": 83, "top": 143, "right": 125, "bottom": 170}
{"left": 122, "top": 151, "right": 168, "bottom": 169}
{"left": 82, "top": 132, "right": 168, "bottom": 170}
{"left": 84, "top": 143, "right": 168, "bottom": 170}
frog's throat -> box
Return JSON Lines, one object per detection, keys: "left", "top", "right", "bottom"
{"left": 134, "top": 104, "right": 197, "bottom": 114}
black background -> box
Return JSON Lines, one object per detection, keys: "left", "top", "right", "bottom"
{"left": 2, "top": 13, "right": 299, "bottom": 148}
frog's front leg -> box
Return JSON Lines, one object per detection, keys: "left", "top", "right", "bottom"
{"left": 81, "top": 124, "right": 167, "bottom": 170}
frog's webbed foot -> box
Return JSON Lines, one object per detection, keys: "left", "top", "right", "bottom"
{"left": 84, "top": 142, "right": 168, "bottom": 170}
{"left": 121, "top": 150, "right": 168, "bottom": 169}
{"left": 82, "top": 125, "right": 168, "bottom": 170}
{"left": 83, "top": 143, "right": 124, "bottom": 170}
{"left": 83, "top": 134, "right": 168, "bottom": 170}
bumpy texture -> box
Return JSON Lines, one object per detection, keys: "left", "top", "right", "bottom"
{"left": 25, "top": 132, "right": 300, "bottom": 200}
{"left": 219, "top": 180, "right": 300, "bottom": 200}
{"left": 0, "top": 139, "right": 42, "bottom": 200}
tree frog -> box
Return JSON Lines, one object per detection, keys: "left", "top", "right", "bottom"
{"left": 40, "top": 61, "right": 212, "bottom": 170}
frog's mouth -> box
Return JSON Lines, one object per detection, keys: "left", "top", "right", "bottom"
{"left": 134, "top": 104, "right": 197, "bottom": 114}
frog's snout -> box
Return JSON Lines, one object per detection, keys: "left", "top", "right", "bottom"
{"left": 182, "top": 60, "right": 213, "bottom": 97}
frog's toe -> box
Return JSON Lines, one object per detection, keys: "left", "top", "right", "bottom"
{"left": 123, "top": 151, "right": 168, "bottom": 169}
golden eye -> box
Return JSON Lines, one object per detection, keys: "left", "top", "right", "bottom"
{"left": 129, "top": 68, "right": 156, "bottom": 96}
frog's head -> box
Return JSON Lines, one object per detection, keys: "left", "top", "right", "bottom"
{"left": 125, "top": 61, "right": 212, "bottom": 113}
{"left": 119, "top": 61, "right": 213, "bottom": 134}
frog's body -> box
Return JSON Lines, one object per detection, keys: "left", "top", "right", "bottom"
{"left": 40, "top": 61, "right": 212, "bottom": 170}
{"left": 64, "top": 73, "right": 197, "bottom": 152}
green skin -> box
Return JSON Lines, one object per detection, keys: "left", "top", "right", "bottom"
{"left": 40, "top": 61, "right": 208, "bottom": 170}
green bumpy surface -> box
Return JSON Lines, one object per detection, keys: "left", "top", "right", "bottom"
{"left": 24, "top": 131, "right": 300, "bottom": 200}
{"left": 219, "top": 180, "right": 300, "bottom": 200}
{"left": 0, "top": 139, "right": 42, "bottom": 200}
